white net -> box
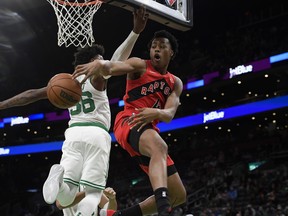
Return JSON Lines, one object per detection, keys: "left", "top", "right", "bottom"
{"left": 47, "top": 0, "right": 102, "bottom": 47}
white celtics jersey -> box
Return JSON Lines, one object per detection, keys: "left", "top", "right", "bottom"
{"left": 68, "top": 76, "right": 111, "bottom": 131}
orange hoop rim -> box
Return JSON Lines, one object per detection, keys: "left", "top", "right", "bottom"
{"left": 53, "top": 0, "right": 103, "bottom": 7}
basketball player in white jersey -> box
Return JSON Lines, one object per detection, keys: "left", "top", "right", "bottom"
{"left": 0, "top": 7, "right": 148, "bottom": 216}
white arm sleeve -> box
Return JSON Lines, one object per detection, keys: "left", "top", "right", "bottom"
{"left": 103, "top": 31, "right": 139, "bottom": 79}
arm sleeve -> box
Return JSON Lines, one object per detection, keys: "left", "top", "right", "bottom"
{"left": 103, "top": 31, "right": 139, "bottom": 79}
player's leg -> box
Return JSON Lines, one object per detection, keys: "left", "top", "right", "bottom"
{"left": 167, "top": 171, "right": 187, "bottom": 208}
{"left": 138, "top": 128, "right": 171, "bottom": 215}
{"left": 110, "top": 119, "right": 185, "bottom": 216}
{"left": 134, "top": 163, "right": 186, "bottom": 215}
{"left": 53, "top": 127, "right": 84, "bottom": 206}
{"left": 43, "top": 128, "right": 82, "bottom": 206}
{"left": 132, "top": 172, "right": 186, "bottom": 215}
{"left": 43, "top": 164, "right": 65, "bottom": 204}
{"left": 76, "top": 187, "right": 103, "bottom": 216}
{"left": 100, "top": 172, "right": 186, "bottom": 216}
{"left": 79, "top": 126, "right": 111, "bottom": 215}
{"left": 43, "top": 163, "right": 80, "bottom": 206}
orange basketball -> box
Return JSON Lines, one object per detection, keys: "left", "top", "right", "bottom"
{"left": 47, "top": 73, "right": 82, "bottom": 109}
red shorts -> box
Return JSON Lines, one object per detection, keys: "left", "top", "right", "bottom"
{"left": 114, "top": 110, "right": 176, "bottom": 176}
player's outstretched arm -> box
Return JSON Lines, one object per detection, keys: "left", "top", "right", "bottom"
{"left": 73, "top": 57, "right": 145, "bottom": 84}
{"left": 0, "top": 87, "right": 47, "bottom": 110}
{"left": 110, "top": 6, "right": 148, "bottom": 62}
{"left": 128, "top": 76, "right": 183, "bottom": 131}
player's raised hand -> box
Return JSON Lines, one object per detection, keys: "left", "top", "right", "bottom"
{"left": 73, "top": 60, "right": 106, "bottom": 84}
{"left": 103, "top": 187, "right": 116, "bottom": 200}
{"left": 133, "top": 5, "right": 149, "bottom": 34}
{"left": 128, "top": 108, "right": 158, "bottom": 132}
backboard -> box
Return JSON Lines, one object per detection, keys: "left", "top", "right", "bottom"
{"left": 105, "top": 0, "right": 193, "bottom": 31}
{"left": 46, "top": 0, "right": 193, "bottom": 47}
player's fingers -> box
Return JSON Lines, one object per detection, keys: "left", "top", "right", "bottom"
{"left": 137, "top": 122, "right": 147, "bottom": 132}
{"left": 144, "top": 13, "right": 149, "bottom": 19}
{"left": 129, "top": 120, "right": 140, "bottom": 129}
{"left": 105, "top": 187, "right": 113, "bottom": 192}
{"left": 80, "top": 75, "right": 89, "bottom": 85}
{"left": 135, "top": 108, "right": 145, "bottom": 113}
{"left": 129, "top": 116, "right": 145, "bottom": 128}
{"left": 72, "top": 67, "right": 83, "bottom": 77}
{"left": 72, "top": 73, "right": 82, "bottom": 80}
{"left": 128, "top": 113, "right": 143, "bottom": 124}
{"left": 139, "top": 6, "right": 144, "bottom": 14}
{"left": 72, "top": 67, "right": 89, "bottom": 79}
{"left": 128, "top": 113, "right": 136, "bottom": 123}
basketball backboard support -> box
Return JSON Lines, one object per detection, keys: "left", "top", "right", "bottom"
{"left": 105, "top": 0, "right": 193, "bottom": 31}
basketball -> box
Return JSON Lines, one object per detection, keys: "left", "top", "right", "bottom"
{"left": 47, "top": 73, "right": 82, "bottom": 109}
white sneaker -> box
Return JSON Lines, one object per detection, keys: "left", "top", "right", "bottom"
{"left": 42, "top": 164, "right": 64, "bottom": 204}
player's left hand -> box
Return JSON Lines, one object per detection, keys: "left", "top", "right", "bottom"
{"left": 128, "top": 108, "right": 158, "bottom": 131}
{"left": 103, "top": 187, "right": 116, "bottom": 200}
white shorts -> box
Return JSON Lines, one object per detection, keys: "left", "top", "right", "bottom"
{"left": 60, "top": 125, "right": 111, "bottom": 189}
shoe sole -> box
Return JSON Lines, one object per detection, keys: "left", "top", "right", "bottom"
{"left": 42, "top": 164, "right": 64, "bottom": 204}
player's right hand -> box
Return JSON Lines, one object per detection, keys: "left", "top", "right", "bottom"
{"left": 73, "top": 60, "right": 107, "bottom": 84}
{"left": 133, "top": 5, "right": 149, "bottom": 34}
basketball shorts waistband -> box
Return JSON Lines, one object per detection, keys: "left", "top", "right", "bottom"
{"left": 69, "top": 122, "right": 108, "bottom": 132}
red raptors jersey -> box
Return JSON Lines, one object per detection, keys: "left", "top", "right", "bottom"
{"left": 123, "top": 60, "right": 176, "bottom": 120}
{"left": 114, "top": 60, "right": 176, "bottom": 156}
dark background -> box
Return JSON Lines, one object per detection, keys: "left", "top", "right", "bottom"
{"left": 0, "top": 0, "right": 288, "bottom": 215}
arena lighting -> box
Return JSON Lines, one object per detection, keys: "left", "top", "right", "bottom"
{"left": 270, "top": 51, "right": 288, "bottom": 63}
{"left": 186, "top": 79, "right": 204, "bottom": 90}
{"left": 224, "top": 58, "right": 271, "bottom": 79}
{"left": 187, "top": 51, "right": 287, "bottom": 88}
{"left": 0, "top": 141, "right": 63, "bottom": 156}
{"left": 0, "top": 113, "right": 44, "bottom": 128}
{"left": 0, "top": 95, "right": 287, "bottom": 157}
{"left": 158, "top": 95, "right": 288, "bottom": 132}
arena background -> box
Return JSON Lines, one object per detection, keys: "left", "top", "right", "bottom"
{"left": 0, "top": 0, "right": 287, "bottom": 215}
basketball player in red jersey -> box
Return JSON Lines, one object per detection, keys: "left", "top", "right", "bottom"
{"left": 73, "top": 30, "right": 186, "bottom": 216}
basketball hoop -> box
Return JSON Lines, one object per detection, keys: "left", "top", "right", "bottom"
{"left": 47, "top": 0, "right": 103, "bottom": 47}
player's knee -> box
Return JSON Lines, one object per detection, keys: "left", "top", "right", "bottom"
{"left": 153, "top": 139, "right": 168, "bottom": 155}
{"left": 141, "top": 140, "right": 168, "bottom": 158}
{"left": 140, "top": 131, "right": 168, "bottom": 156}
{"left": 158, "top": 141, "right": 168, "bottom": 155}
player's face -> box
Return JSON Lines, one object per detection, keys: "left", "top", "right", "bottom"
{"left": 150, "top": 38, "right": 173, "bottom": 69}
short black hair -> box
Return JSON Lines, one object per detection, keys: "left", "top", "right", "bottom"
{"left": 148, "top": 30, "right": 179, "bottom": 59}
{"left": 73, "top": 44, "right": 105, "bottom": 66}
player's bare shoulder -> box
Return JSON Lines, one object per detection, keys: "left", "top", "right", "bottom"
{"left": 126, "top": 57, "right": 146, "bottom": 80}
{"left": 173, "top": 75, "right": 183, "bottom": 95}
